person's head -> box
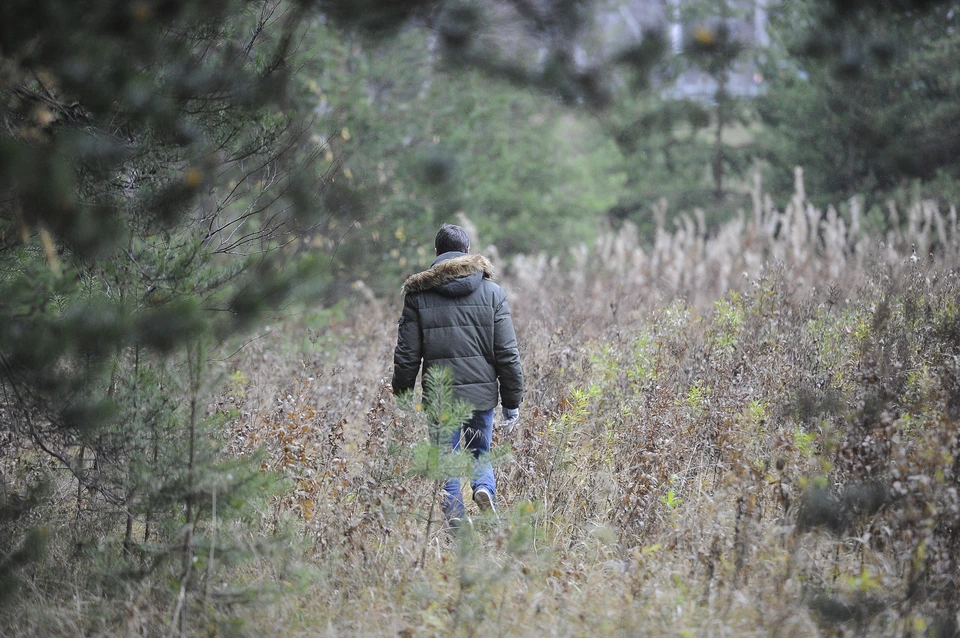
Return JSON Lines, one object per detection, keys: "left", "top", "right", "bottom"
{"left": 435, "top": 223, "right": 470, "bottom": 255}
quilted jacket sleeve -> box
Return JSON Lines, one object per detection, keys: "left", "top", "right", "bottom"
{"left": 493, "top": 289, "right": 524, "bottom": 409}
{"left": 392, "top": 293, "right": 422, "bottom": 396}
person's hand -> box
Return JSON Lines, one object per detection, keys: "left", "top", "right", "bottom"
{"left": 502, "top": 407, "right": 519, "bottom": 434}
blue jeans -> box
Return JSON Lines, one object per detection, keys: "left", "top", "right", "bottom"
{"left": 442, "top": 408, "right": 495, "bottom": 520}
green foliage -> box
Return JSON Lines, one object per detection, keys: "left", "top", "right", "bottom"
{"left": 0, "top": 514, "right": 48, "bottom": 606}
{"left": 711, "top": 291, "right": 745, "bottom": 354}
{"left": 547, "top": 385, "right": 599, "bottom": 480}
{"left": 758, "top": 0, "right": 960, "bottom": 207}
{"left": 746, "top": 399, "right": 767, "bottom": 425}
{"left": 793, "top": 427, "right": 817, "bottom": 458}
{"left": 604, "top": 0, "right": 758, "bottom": 232}
{"left": 402, "top": 367, "right": 476, "bottom": 482}
{"left": 588, "top": 343, "right": 621, "bottom": 386}
{"left": 626, "top": 331, "right": 657, "bottom": 386}
{"left": 682, "top": 379, "right": 711, "bottom": 417}
{"left": 606, "top": 95, "right": 728, "bottom": 230}
{"left": 301, "top": 23, "right": 627, "bottom": 289}
{"left": 660, "top": 474, "right": 683, "bottom": 512}
{"left": 804, "top": 306, "right": 871, "bottom": 389}
{"left": 0, "top": 0, "right": 324, "bottom": 629}
{"left": 398, "top": 366, "right": 513, "bottom": 514}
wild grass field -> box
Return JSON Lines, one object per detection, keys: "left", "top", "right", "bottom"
{"left": 206, "top": 174, "right": 960, "bottom": 637}
{"left": 5, "top": 1, "right": 960, "bottom": 635}
{"left": 5, "top": 175, "right": 959, "bottom": 637}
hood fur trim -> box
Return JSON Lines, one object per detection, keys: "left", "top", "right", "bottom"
{"left": 402, "top": 254, "right": 495, "bottom": 296}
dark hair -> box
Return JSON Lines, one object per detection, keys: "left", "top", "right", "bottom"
{"left": 435, "top": 223, "right": 470, "bottom": 254}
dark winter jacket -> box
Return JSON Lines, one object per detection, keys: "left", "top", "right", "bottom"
{"left": 392, "top": 252, "right": 524, "bottom": 411}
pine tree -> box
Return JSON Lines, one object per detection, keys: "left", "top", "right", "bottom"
{"left": 603, "top": 0, "right": 755, "bottom": 230}
{"left": 757, "top": 0, "right": 960, "bottom": 207}
{"left": 0, "top": 0, "right": 323, "bottom": 627}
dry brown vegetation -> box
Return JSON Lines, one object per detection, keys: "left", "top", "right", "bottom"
{"left": 209, "top": 173, "right": 960, "bottom": 636}
{"left": 6, "top": 174, "right": 958, "bottom": 636}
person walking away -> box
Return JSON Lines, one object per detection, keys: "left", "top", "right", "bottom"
{"left": 392, "top": 224, "right": 524, "bottom": 521}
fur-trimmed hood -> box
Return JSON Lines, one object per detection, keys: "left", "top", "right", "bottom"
{"left": 401, "top": 252, "right": 495, "bottom": 297}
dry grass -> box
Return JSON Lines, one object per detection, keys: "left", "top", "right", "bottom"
{"left": 4, "top": 172, "right": 957, "bottom": 636}
{"left": 211, "top": 172, "right": 960, "bottom": 636}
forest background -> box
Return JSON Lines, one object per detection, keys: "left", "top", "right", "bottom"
{"left": 2, "top": 0, "right": 960, "bottom": 636}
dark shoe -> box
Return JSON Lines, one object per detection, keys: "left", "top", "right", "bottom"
{"left": 447, "top": 516, "right": 463, "bottom": 535}
{"left": 473, "top": 487, "right": 496, "bottom": 514}
{"left": 446, "top": 516, "right": 473, "bottom": 540}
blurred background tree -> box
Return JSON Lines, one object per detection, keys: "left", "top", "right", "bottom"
{"left": 757, "top": 0, "right": 960, "bottom": 210}
{"left": 300, "top": 22, "right": 628, "bottom": 296}
{"left": 309, "top": 0, "right": 960, "bottom": 245}
{"left": 601, "top": 0, "right": 760, "bottom": 233}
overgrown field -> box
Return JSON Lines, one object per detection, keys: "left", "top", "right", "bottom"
{"left": 221, "top": 178, "right": 960, "bottom": 636}
{"left": 4, "top": 178, "right": 960, "bottom": 636}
